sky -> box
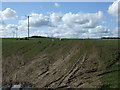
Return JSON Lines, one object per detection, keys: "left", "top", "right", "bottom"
{"left": 0, "top": 0, "right": 119, "bottom": 38}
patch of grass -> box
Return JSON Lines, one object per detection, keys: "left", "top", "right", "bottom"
{"left": 2, "top": 38, "right": 119, "bottom": 88}
{"left": 100, "top": 71, "right": 119, "bottom": 88}
{"left": 41, "top": 55, "right": 55, "bottom": 65}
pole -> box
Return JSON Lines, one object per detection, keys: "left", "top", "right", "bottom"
{"left": 16, "top": 28, "right": 18, "bottom": 38}
{"left": 13, "top": 31, "right": 15, "bottom": 38}
{"left": 25, "top": 15, "right": 31, "bottom": 38}
{"left": 28, "top": 16, "right": 29, "bottom": 38}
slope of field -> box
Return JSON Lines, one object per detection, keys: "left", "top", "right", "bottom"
{"left": 2, "top": 38, "right": 120, "bottom": 88}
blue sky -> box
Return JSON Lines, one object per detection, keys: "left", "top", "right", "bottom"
{"left": 3, "top": 2, "right": 114, "bottom": 27}
{"left": 0, "top": 2, "right": 118, "bottom": 38}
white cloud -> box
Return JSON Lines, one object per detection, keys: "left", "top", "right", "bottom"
{"left": 0, "top": 17, "right": 5, "bottom": 26}
{"left": 88, "top": 25, "right": 111, "bottom": 37}
{"left": 0, "top": 8, "right": 18, "bottom": 37}
{"left": 110, "top": 27, "right": 119, "bottom": 37}
{"left": 2, "top": 10, "right": 117, "bottom": 38}
{"left": 54, "top": 3, "right": 60, "bottom": 7}
{"left": 18, "top": 25, "right": 27, "bottom": 31}
{"left": 19, "top": 13, "right": 51, "bottom": 28}
{"left": 107, "top": 0, "right": 119, "bottom": 37}
{"left": 31, "top": 24, "right": 114, "bottom": 38}
{"left": 6, "top": 24, "right": 18, "bottom": 30}
{"left": 88, "top": 25, "right": 109, "bottom": 34}
{"left": 19, "top": 11, "right": 103, "bottom": 29}
{"left": 0, "top": 24, "right": 17, "bottom": 37}
{"left": 31, "top": 25, "right": 115, "bottom": 38}
{"left": 108, "top": 0, "right": 120, "bottom": 17}
{"left": 50, "top": 12, "right": 62, "bottom": 24}
{"left": 0, "top": 8, "right": 18, "bottom": 20}
{"left": 62, "top": 11, "right": 103, "bottom": 28}
{"left": 18, "top": 11, "right": 117, "bottom": 38}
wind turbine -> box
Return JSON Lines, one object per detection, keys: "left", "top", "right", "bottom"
{"left": 1, "top": 29, "right": 5, "bottom": 38}
{"left": 15, "top": 27, "right": 18, "bottom": 38}
{"left": 11, "top": 26, "right": 18, "bottom": 38}
{"left": 25, "top": 15, "right": 32, "bottom": 38}
{"left": 12, "top": 31, "right": 15, "bottom": 38}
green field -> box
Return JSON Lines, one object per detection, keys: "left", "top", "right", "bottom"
{"left": 2, "top": 38, "right": 120, "bottom": 88}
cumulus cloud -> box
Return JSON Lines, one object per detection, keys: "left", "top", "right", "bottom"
{"left": 19, "top": 13, "right": 51, "bottom": 28}
{"left": 18, "top": 25, "right": 27, "bottom": 31}
{"left": 88, "top": 25, "right": 111, "bottom": 37}
{"left": 62, "top": 11, "right": 103, "bottom": 28}
{"left": 18, "top": 11, "right": 117, "bottom": 38}
{"left": 110, "top": 27, "right": 119, "bottom": 37}
{"left": 2, "top": 10, "right": 117, "bottom": 38}
{"left": 0, "top": 8, "right": 18, "bottom": 20}
{"left": 50, "top": 13, "right": 62, "bottom": 24}
{"left": 0, "top": 24, "right": 18, "bottom": 37}
{"left": 0, "top": 17, "right": 5, "bottom": 26}
{"left": 107, "top": 0, "right": 119, "bottom": 37}
{"left": 0, "top": 8, "right": 18, "bottom": 37}
{"left": 6, "top": 24, "right": 18, "bottom": 30}
{"left": 54, "top": 3, "right": 60, "bottom": 7}
{"left": 108, "top": 0, "right": 120, "bottom": 17}
{"left": 89, "top": 25, "right": 109, "bottom": 34}
{"left": 32, "top": 25, "right": 117, "bottom": 38}
{"left": 19, "top": 11, "right": 103, "bottom": 28}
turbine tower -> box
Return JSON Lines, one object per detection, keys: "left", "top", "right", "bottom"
{"left": 15, "top": 27, "right": 18, "bottom": 38}
{"left": 25, "top": 15, "right": 32, "bottom": 38}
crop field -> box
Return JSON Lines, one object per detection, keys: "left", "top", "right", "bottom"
{"left": 2, "top": 38, "right": 120, "bottom": 88}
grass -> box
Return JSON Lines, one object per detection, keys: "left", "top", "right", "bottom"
{"left": 100, "top": 71, "right": 119, "bottom": 88}
{"left": 2, "top": 38, "right": 120, "bottom": 88}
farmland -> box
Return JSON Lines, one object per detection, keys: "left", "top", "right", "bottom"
{"left": 2, "top": 38, "right": 120, "bottom": 88}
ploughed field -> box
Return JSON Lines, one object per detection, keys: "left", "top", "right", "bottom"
{"left": 2, "top": 38, "right": 120, "bottom": 88}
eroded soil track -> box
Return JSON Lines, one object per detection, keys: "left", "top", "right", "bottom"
{"left": 2, "top": 38, "right": 120, "bottom": 88}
